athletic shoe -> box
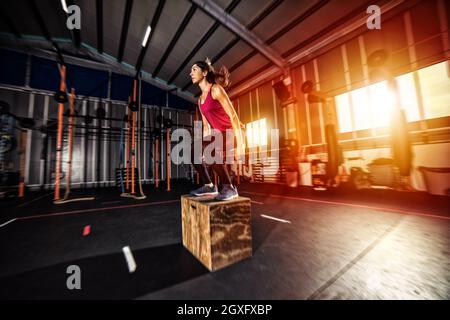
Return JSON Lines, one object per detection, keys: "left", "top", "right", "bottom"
{"left": 190, "top": 184, "right": 218, "bottom": 197}
{"left": 215, "top": 185, "right": 239, "bottom": 201}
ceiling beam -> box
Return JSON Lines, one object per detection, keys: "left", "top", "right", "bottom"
{"left": 229, "top": 0, "right": 369, "bottom": 94}
{"left": 96, "top": 0, "right": 103, "bottom": 53}
{"left": 135, "top": 0, "right": 166, "bottom": 76}
{"left": 228, "top": 0, "right": 404, "bottom": 99}
{"left": 190, "top": 0, "right": 287, "bottom": 70}
{"left": 28, "top": 0, "right": 65, "bottom": 65}
{"left": 167, "top": 0, "right": 241, "bottom": 85}
{"left": 282, "top": 0, "right": 395, "bottom": 59}
{"left": 181, "top": 0, "right": 284, "bottom": 91}
{"left": 246, "top": 0, "right": 284, "bottom": 30}
{"left": 78, "top": 44, "right": 196, "bottom": 102}
{"left": 80, "top": 45, "right": 196, "bottom": 102}
{"left": 28, "top": 0, "right": 53, "bottom": 41}
{"left": 117, "top": 0, "right": 134, "bottom": 62}
{"left": 229, "top": 62, "right": 273, "bottom": 91}
{"left": 228, "top": 0, "right": 329, "bottom": 73}
{"left": 267, "top": 0, "right": 330, "bottom": 45}
{"left": 152, "top": 4, "right": 197, "bottom": 78}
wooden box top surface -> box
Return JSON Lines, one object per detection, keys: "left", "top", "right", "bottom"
{"left": 181, "top": 195, "right": 251, "bottom": 207}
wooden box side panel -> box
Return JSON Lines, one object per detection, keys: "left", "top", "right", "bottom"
{"left": 181, "top": 196, "right": 212, "bottom": 270}
{"left": 209, "top": 200, "right": 252, "bottom": 271}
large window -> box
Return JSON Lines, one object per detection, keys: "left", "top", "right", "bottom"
{"left": 350, "top": 86, "right": 371, "bottom": 131}
{"left": 336, "top": 81, "right": 395, "bottom": 133}
{"left": 246, "top": 118, "right": 267, "bottom": 147}
{"left": 418, "top": 61, "right": 450, "bottom": 119}
{"left": 336, "top": 93, "right": 352, "bottom": 133}
{"left": 335, "top": 61, "right": 450, "bottom": 133}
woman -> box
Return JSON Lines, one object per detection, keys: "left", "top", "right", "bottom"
{"left": 189, "top": 59, "right": 245, "bottom": 201}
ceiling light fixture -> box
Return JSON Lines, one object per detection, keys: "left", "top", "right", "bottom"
{"left": 142, "top": 26, "right": 151, "bottom": 47}
{"left": 60, "top": 0, "right": 69, "bottom": 13}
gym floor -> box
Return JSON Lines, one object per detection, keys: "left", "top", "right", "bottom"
{"left": 1, "top": 182, "right": 448, "bottom": 300}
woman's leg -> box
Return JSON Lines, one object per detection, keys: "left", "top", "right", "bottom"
{"left": 211, "top": 134, "right": 233, "bottom": 186}
{"left": 193, "top": 163, "right": 212, "bottom": 184}
{"left": 191, "top": 140, "right": 212, "bottom": 185}
{"left": 211, "top": 163, "right": 232, "bottom": 185}
{"left": 190, "top": 140, "right": 218, "bottom": 196}
{"left": 214, "top": 160, "right": 238, "bottom": 200}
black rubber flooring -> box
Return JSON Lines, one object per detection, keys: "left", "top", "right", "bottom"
{"left": 0, "top": 181, "right": 449, "bottom": 299}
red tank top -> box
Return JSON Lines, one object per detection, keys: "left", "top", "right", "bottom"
{"left": 199, "top": 88, "right": 232, "bottom": 132}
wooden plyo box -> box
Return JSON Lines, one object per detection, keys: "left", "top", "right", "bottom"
{"left": 181, "top": 195, "right": 252, "bottom": 271}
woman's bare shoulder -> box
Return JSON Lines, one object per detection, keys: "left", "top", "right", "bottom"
{"left": 211, "top": 83, "right": 227, "bottom": 99}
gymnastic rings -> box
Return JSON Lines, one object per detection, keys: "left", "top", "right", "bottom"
{"left": 53, "top": 90, "right": 68, "bottom": 104}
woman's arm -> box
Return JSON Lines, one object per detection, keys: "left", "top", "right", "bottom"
{"left": 211, "top": 84, "right": 245, "bottom": 160}
{"left": 197, "top": 99, "right": 211, "bottom": 138}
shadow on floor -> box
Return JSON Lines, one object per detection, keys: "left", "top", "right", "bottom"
{"left": 0, "top": 243, "right": 208, "bottom": 299}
